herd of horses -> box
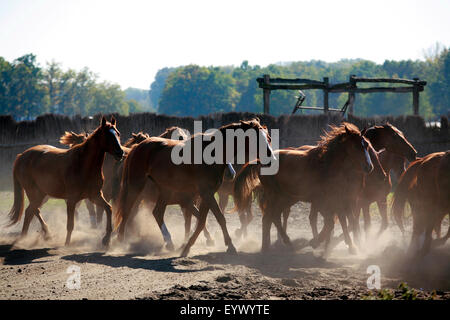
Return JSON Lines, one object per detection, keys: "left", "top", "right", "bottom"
{"left": 5, "top": 116, "right": 450, "bottom": 259}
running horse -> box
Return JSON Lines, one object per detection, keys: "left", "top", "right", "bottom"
{"left": 279, "top": 123, "right": 416, "bottom": 241}
{"left": 111, "top": 127, "right": 215, "bottom": 248}
{"left": 234, "top": 123, "right": 374, "bottom": 254}
{"left": 392, "top": 151, "right": 450, "bottom": 257}
{"left": 7, "top": 116, "right": 124, "bottom": 247}
{"left": 58, "top": 130, "right": 149, "bottom": 228}
{"left": 114, "top": 118, "right": 275, "bottom": 256}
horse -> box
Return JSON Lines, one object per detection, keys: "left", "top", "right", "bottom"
{"left": 114, "top": 118, "right": 275, "bottom": 256}
{"left": 111, "top": 126, "right": 216, "bottom": 249}
{"left": 233, "top": 123, "right": 373, "bottom": 254}
{"left": 354, "top": 124, "right": 416, "bottom": 237}
{"left": 279, "top": 123, "right": 416, "bottom": 242}
{"left": 7, "top": 116, "right": 124, "bottom": 247}
{"left": 392, "top": 151, "right": 450, "bottom": 257}
{"left": 59, "top": 130, "right": 149, "bottom": 228}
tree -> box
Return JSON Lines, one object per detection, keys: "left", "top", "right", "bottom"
{"left": 159, "top": 65, "right": 238, "bottom": 116}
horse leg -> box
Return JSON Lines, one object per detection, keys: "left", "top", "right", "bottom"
{"left": 376, "top": 198, "right": 388, "bottom": 236}
{"left": 361, "top": 202, "right": 371, "bottom": 240}
{"left": 181, "top": 206, "right": 192, "bottom": 241}
{"left": 85, "top": 200, "right": 97, "bottom": 228}
{"left": 181, "top": 200, "right": 208, "bottom": 257}
{"left": 418, "top": 216, "right": 435, "bottom": 258}
{"left": 90, "top": 194, "right": 113, "bottom": 248}
{"left": 322, "top": 214, "right": 335, "bottom": 258}
{"left": 20, "top": 189, "right": 47, "bottom": 239}
{"left": 152, "top": 197, "right": 173, "bottom": 251}
{"left": 186, "top": 203, "right": 214, "bottom": 246}
{"left": 309, "top": 202, "right": 319, "bottom": 240}
{"left": 337, "top": 211, "right": 357, "bottom": 255}
{"left": 407, "top": 206, "right": 423, "bottom": 256}
{"left": 261, "top": 212, "right": 272, "bottom": 253}
{"left": 277, "top": 207, "right": 290, "bottom": 242}
{"left": 96, "top": 205, "right": 104, "bottom": 226}
{"left": 65, "top": 200, "right": 77, "bottom": 246}
{"left": 218, "top": 192, "right": 229, "bottom": 213}
{"left": 273, "top": 210, "right": 293, "bottom": 250}
{"left": 204, "top": 193, "right": 236, "bottom": 254}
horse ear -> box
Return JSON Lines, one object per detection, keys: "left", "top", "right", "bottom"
{"left": 101, "top": 116, "right": 107, "bottom": 127}
{"left": 344, "top": 125, "right": 350, "bottom": 134}
{"left": 111, "top": 116, "right": 116, "bottom": 126}
{"left": 361, "top": 127, "right": 367, "bottom": 136}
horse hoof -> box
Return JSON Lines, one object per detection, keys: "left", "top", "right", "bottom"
{"left": 166, "top": 242, "right": 175, "bottom": 252}
{"left": 309, "top": 238, "right": 320, "bottom": 249}
{"left": 227, "top": 246, "right": 237, "bottom": 255}
{"left": 348, "top": 246, "right": 357, "bottom": 255}
{"left": 206, "top": 239, "right": 215, "bottom": 247}
{"left": 180, "top": 248, "right": 190, "bottom": 257}
{"left": 102, "top": 235, "right": 111, "bottom": 248}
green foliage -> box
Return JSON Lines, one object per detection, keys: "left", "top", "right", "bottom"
{"left": 125, "top": 87, "right": 154, "bottom": 112}
{"left": 159, "top": 65, "right": 238, "bottom": 116}
{"left": 151, "top": 49, "right": 450, "bottom": 119}
{"left": 0, "top": 54, "right": 145, "bottom": 119}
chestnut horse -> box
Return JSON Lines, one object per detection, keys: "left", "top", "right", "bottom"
{"left": 280, "top": 124, "right": 416, "bottom": 242}
{"left": 7, "top": 116, "right": 124, "bottom": 247}
{"left": 114, "top": 118, "right": 275, "bottom": 256}
{"left": 392, "top": 151, "right": 450, "bottom": 257}
{"left": 111, "top": 127, "right": 215, "bottom": 249}
{"left": 234, "top": 123, "right": 373, "bottom": 254}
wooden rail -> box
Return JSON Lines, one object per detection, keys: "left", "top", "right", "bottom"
{"left": 257, "top": 74, "right": 427, "bottom": 115}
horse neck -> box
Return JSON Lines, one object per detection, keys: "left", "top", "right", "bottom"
{"left": 369, "top": 147, "right": 387, "bottom": 179}
{"left": 365, "top": 127, "right": 385, "bottom": 151}
{"left": 76, "top": 134, "right": 106, "bottom": 173}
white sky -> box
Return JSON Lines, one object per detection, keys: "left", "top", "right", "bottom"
{"left": 1, "top": 0, "right": 449, "bottom": 89}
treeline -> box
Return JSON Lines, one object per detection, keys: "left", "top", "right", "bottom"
{"left": 0, "top": 54, "right": 150, "bottom": 120}
{"left": 2, "top": 49, "right": 450, "bottom": 120}
{"left": 152, "top": 49, "right": 450, "bottom": 119}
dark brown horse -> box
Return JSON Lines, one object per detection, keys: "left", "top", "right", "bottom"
{"left": 114, "top": 118, "right": 275, "bottom": 256}
{"left": 392, "top": 151, "right": 450, "bottom": 257}
{"left": 7, "top": 116, "right": 124, "bottom": 247}
{"left": 234, "top": 123, "right": 373, "bottom": 254}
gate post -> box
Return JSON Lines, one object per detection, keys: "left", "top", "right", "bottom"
{"left": 263, "top": 74, "right": 271, "bottom": 114}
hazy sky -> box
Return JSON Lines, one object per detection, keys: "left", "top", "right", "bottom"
{"left": 1, "top": 0, "right": 449, "bottom": 89}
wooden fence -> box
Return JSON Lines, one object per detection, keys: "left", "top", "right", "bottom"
{"left": 0, "top": 112, "right": 448, "bottom": 189}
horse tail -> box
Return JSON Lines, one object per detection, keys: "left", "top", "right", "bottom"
{"left": 113, "top": 144, "right": 149, "bottom": 232}
{"left": 7, "top": 166, "right": 25, "bottom": 227}
{"left": 392, "top": 160, "right": 421, "bottom": 234}
{"left": 233, "top": 161, "right": 261, "bottom": 214}
{"left": 59, "top": 131, "right": 87, "bottom": 147}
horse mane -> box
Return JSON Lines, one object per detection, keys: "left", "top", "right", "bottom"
{"left": 315, "top": 122, "right": 360, "bottom": 157}
{"left": 159, "top": 126, "right": 188, "bottom": 140}
{"left": 124, "top": 132, "right": 150, "bottom": 148}
{"left": 59, "top": 131, "right": 88, "bottom": 147}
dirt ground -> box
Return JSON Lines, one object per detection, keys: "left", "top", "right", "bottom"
{"left": 0, "top": 191, "right": 449, "bottom": 300}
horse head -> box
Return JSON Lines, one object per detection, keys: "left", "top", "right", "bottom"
{"left": 97, "top": 116, "right": 124, "bottom": 161}
{"left": 364, "top": 123, "right": 417, "bottom": 162}
{"left": 340, "top": 123, "right": 374, "bottom": 174}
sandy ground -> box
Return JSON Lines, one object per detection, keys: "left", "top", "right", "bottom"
{"left": 0, "top": 191, "right": 449, "bottom": 300}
